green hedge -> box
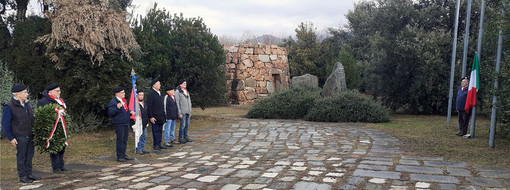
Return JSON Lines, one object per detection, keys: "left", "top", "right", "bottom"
{"left": 246, "top": 88, "right": 390, "bottom": 123}
{"left": 245, "top": 87, "right": 321, "bottom": 119}
{"left": 305, "top": 90, "right": 390, "bottom": 123}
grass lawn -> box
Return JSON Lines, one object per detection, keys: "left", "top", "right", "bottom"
{"left": 366, "top": 114, "right": 510, "bottom": 168}
{"left": 1, "top": 105, "right": 509, "bottom": 183}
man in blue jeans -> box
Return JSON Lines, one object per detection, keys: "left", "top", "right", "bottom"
{"left": 175, "top": 79, "right": 193, "bottom": 144}
{"left": 135, "top": 91, "right": 150, "bottom": 154}
{"left": 2, "top": 84, "right": 40, "bottom": 183}
{"left": 163, "top": 86, "right": 178, "bottom": 147}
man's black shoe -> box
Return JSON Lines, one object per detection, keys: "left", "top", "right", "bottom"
{"left": 117, "top": 157, "right": 127, "bottom": 162}
{"left": 142, "top": 150, "right": 150, "bottom": 154}
{"left": 179, "top": 139, "right": 186, "bottom": 144}
{"left": 27, "top": 174, "right": 40, "bottom": 180}
{"left": 159, "top": 145, "right": 168, "bottom": 149}
{"left": 154, "top": 147, "right": 161, "bottom": 151}
{"left": 124, "top": 155, "right": 134, "bottom": 160}
{"left": 60, "top": 167, "right": 68, "bottom": 171}
{"left": 185, "top": 138, "right": 193, "bottom": 142}
{"left": 19, "top": 176, "right": 33, "bottom": 183}
{"left": 53, "top": 168, "right": 64, "bottom": 174}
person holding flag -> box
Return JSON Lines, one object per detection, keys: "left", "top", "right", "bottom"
{"left": 128, "top": 70, "right": 146, "bottom": 154}
{"left": 134, "top": 90, "right": 149, "bottom": 154}
{"left": 108, "top": 86, "right": 135, "bottom": 162}
{"left": 37, "top": 83, "right": 69, "bottom": 173}
{"left": 455, "top": 77, "right": 470, "bottom": 136}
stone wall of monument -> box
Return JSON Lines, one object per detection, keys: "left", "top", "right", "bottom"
{"left": 225, "top": 44, "right": 290, "bottom": 104}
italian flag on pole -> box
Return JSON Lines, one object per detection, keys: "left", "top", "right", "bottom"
{"left": 465, "top": 52, "right": 479, "bottom": 114}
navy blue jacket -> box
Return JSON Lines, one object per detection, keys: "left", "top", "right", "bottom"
{"left": 456, "top": 86, "right": 468, "bottom": 111}
{"left": 108, "top": 97, "right": 130, "bottom": 125}
{"left": 164, "top": 94, "right": 179, "bottom": 120}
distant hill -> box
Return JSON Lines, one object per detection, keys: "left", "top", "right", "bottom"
{"left": 244, "top": 34, "right": 283, "bottom": 45}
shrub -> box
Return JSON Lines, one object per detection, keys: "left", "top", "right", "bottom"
{"left": 66, "top": 110, "right": 105, "bottom": 133}
{"left": 305, "top": 90, "right": 390, "bottom": 123}
{"left": 245, "top": 87, "right": 321, "bottom": 119}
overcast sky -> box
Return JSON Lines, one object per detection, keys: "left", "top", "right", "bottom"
{"left": 130, "top": 0, "right": 358, "bottom": 39}
{"left": 25, "top": 0, "right": 358, "bottom": 39}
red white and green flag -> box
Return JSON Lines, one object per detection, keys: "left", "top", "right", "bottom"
{"left": 465, "top": 52, "right": 479, "bottom": 113}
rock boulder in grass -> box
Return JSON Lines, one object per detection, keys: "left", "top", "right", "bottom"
{"left": 291, "top": 74, "right": 319, "bottom": 89}
{"left": 321, "top": 62, "right": 347, "bottom": 97}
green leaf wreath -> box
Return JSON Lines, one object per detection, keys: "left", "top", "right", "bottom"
{"left": 33, "top": 103, "right": 72, "bottom": 154}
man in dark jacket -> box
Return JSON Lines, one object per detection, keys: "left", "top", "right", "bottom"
{"left": 146, "top": 78, "right": 167, "bottom": 150}
{"left": 456, "top": 77, "right": 470, "bottom": 136}
{"left": 108, "top": 86, "right": 135, "bottom": 162}
{"left": 135, "top": 90, "right": 150, "bottom": 154}
{"left": 2, "top": 84, "right": 40, "bottom": 183}
{"left": 37, "top": 83, "right": 68, "bottom": 173}
{"left": 163, "top": 86, "right": 178, "bottom": 147}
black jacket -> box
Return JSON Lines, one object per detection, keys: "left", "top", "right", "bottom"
{"left": 5, "top": 98, "right": 35, "bottom": 138}
{"left": 108, "top": 97, "right": 130, "bottom": 125}
{"left": 37, "top": 91, "right": 64, "bottom": 108}
{"left": 164, "top": 94, "right": 179, "bottom": 120}
{"left": 139, "top": 101, "right": 148, "bottom": 128}
{"left": 146, "top": 88, "right": 165, "bottom": 124}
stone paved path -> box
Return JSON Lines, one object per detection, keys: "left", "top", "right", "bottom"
{"left": 11, "top": 119, "right": 510, "bottom": 189}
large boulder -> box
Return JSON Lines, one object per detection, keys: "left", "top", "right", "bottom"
{"left": 291, "top": 74, "right": 318, "bottom": 89}
{"left": 321, "top": 62, "right": 347, "bottom": 97}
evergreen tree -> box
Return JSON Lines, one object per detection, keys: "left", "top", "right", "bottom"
{"left": 133, "top": 4, "right": 227, "bottom": 109}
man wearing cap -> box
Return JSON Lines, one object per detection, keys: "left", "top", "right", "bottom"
{"left": 37, "top": 83, "right": 68, "bottom": 173}
{"left": 146, "top": 78, "right": 167, "bottom": 150}
{"left": 135, "top": 90, "right": 150, "bottom": 155}
{"left": 163, "top": 86, "right": 178, "bottom": 147}
{"left": 175, "top": 79, "right": 193, "bottom": 144}
{"left": 2, "top": 84, "right": 40, "bottom": 183}
{"left": 456, "top": 77, "right": 470, "bottom": 136}
{"left": 108, "top": 86, "right": 135, "bottom": 162}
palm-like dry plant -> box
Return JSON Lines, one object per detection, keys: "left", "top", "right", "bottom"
{"left": 37, "top": 0, "right": 140, "bottom": 65}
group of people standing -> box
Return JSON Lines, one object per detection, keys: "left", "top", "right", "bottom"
{"left": 2, "top": 83, "right": 67, "bottom": 183}
{"left": 108, "top": 78, "right": 193, "bottom": 162}
{"left": 1, "top": 78, "right": 193, "bottom": 183}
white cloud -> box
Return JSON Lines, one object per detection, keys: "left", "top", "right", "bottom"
{"left": 131, "top": 0, "right": 357, "bottom": 39}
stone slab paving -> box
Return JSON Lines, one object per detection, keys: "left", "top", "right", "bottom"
{"left": 6, "top": 118, "right": 510, "bottom": 189}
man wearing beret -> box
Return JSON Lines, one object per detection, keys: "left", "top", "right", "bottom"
{"left": 175, "top": 79, "right": 193, "bottom": 144}
{"left": 163, "top": 86, "right": 178, "bottom": 147}
{"left": 37, "top": 83, "right": 69, "bottom": 173}
{"left": 146, "top": 78, "right": 167, "bottom": 150}
{"left": 2, "top": 84, "right": 40, "bottom": 183}
{"left": 108, "top": 86, "right": 135, "bottom": 162}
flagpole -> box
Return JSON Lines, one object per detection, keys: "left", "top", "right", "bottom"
{"left": 468, "top": 0, "right": 486, "bottom": 138}
{"left": 461, "top": 0, "right": 473, "bottom": 78}
{"left": 489, "top": 4, "right": 505, "bottom": 148}
{"left": 447, "top": 0, "right": 462, "bottom": 124}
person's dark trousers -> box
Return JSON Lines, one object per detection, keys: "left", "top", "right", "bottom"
{"left": 152, "top": 123, "right": 163, "bottom": 149}
{"left": 50, "top": 147, "right": 65, "bottom": 171}
{"left": 458, "top": 111, "right": 471, "bottom": 135}
{"left": 115, "top": 124, "right": 129, "bottom": 159}
{"left": 16, "top": 136, "right": 34, "bottom": 178}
